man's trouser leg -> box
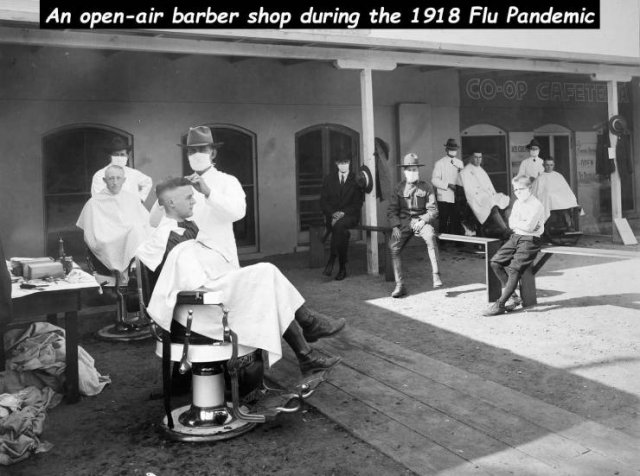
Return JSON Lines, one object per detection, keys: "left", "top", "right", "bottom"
{"left": 294, "top": 306, "right": 346, "bottom": 343}
{"left": 283, "top": 321, "right": 341, "bottom": 375}
{"left": 388, "top": 228, "right": 412, "bottom": 287}
{"left": 332, "top": 215, "right": 357, "bottom": 269}
{"left": 490, "top": 235, "right": 518, "bottom": 301}
{"left": 437, "top": 201, "right": 454, "bottom": 234}
{"left": 417, "top": 223, "right": 440, "bottom": 275}
{"left": 492, "top": 235, "right": 541, "bottom": 305}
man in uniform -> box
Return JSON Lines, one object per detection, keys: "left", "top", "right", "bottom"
{"left": 432, "top": 138, "right": 464, "bottom": 236}
{"left": 459, "top": 151, "right": 511, "bottom": 238}
{"left": 91, "top": 137, "right": 152, "bottom": 202}
{"left": 517, "top": 139, "right": 545, "bottom": 183}
{"left": 387, "top": 153, "right": 442, "bottom": 298}
{"left": 319, "top": 156, "right": 364, "bottom": 280}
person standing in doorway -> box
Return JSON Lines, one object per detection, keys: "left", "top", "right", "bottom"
{"left": 432, "top": 138, "right": 464, "bottom": 236}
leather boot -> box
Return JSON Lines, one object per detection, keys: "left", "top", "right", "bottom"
{"left": 323, "top": 256, "right": 336, "bottom": 277}
{"left": 295, "top": 306, "right": 346, "bottom": 343}
{"left": 391, "top": 256, "right": 407, "bottom": 298}
{"left": 283, "top": 321, "right": 342, "bottom": 375}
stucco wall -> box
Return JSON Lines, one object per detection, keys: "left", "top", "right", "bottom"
{"left": 0, "top": 45, "right": 459, "bottom": 256}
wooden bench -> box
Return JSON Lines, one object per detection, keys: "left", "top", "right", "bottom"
{"left": 519, "top": 246, "right": 640, "bottom": 307}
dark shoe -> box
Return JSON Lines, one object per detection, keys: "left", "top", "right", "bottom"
{"left": 335, "top": 268, "right": 347, "bottom": 281}
{"left": 482, "top": 302, "right": 507, "bottom": 316}
{"left": 302, "top": 314, "right": 346, "bottom": 343}
{"left": 322, "top": 260, "right": 334, "bottom": 277}
{"left": 299, "top": 350, "right": 342, "bottom": 376}
{"left": 505, "top": 292, "right": 522, "bottom": 311}
{"left": 391, "top": 283, "right": 407, "bottom": 298}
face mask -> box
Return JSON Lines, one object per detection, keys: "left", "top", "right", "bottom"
{"left": 188, "top": 152, "right": 211, "bottom": 172}
{"left": 337, "top": 163, "right": 350, "bottom": 174}
{"left": 110, "top": 156, "right": 128, "bottom": 167}
{"left": 514, "top": 188, "right": 531, "bottom": 201}
{"left": 404, "top": 170, "right": 419, "bottom": 183}
{"left": 530, "top": 150, "right": 539, "bottom": 158}
{"left": 447, "top": 150, "right": 457, "bottom": 158}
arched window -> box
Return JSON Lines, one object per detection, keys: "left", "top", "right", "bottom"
{"left": 461, "top": 124, "right": 509, "bottom": 194}
{"left": 295, "top": 124, "right": 359, "bottom": 244}
{"left": 43, "top": 125, "right": 132, "bottom": 258}
{"left": 181, "top": 124, "right": 258, "bottom": 252}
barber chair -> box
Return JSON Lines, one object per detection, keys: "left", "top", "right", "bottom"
{"left": 544, "top": 208, "right": 583, "bottom": 245}
{"left": 136, "top": 259, "right": 330, "bottom": 442}
{"left": 86, "top": 248, "right": 151, "bottom": 341}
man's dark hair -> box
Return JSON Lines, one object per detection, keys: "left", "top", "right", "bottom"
{"left": 156, "top": 177, "right": 192, "bottom": 205}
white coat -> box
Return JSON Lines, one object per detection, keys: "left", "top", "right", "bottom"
{"left": 432, "top": 156, "right": 463, "bottom": 203}
{"left": 459, "top": 164, "right": 509, "bottom": 224}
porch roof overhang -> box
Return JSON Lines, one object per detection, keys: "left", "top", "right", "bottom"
{"left": 0, "top": 18, "right": 639, "bottom": 78}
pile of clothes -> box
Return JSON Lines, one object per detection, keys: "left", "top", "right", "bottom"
{"left": 0, "top": 322, "right": 111, "bottom": 465}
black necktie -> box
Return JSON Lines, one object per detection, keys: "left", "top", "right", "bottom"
{"left": 340, "top": 174, "right": 345, "bottom": 185}
{"left": 178, "top": 220, "right": 199, "bottom": 240}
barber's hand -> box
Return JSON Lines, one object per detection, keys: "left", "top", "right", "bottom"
{"left": 448, "top": 184, "right": 457, "bottom": 191}
{"left": 331, "top": 211, "right": 345, "bottom": 226}
{"left": 391, "top": 227, "right": 401, "bottom": 240}
{"left": 186, "top": 173, "right": 211, "bottom": 197}
{"left": 411, "top": 219, "right": 425, "bottom": 233}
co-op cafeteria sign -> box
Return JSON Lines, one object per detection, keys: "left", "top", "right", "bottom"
{"left": 462, "top": 74, "right": 629, "bottom": 106}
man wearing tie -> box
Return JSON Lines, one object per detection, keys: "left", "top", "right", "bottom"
{"left": 319, "top": 156, "right": 364, "bottom": 281}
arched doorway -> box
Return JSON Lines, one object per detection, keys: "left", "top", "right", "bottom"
{"left": 295, "top": 124, "right": 359, "bottom": 244}
{"left": 43, "top": 125, "right": 132, "bottom": 259}
{"left": 534, "top": 124, "right": 574, "bottom": 189}
{"left": 181, "top": 124, "right": 258, "bottom": 252}
{"left": 461, "top": 124, "right": 510, "bottom": 194}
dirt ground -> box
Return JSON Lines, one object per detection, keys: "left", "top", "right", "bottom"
{"left": 6, "top": 234, "right": 640, "bottom": 475}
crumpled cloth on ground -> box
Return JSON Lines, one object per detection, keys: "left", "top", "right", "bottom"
{"left": 3, "top": 322, "right": 111, "bottom": 396}
{"left": 0, "top": 385, "right": 61, "bottom": 465}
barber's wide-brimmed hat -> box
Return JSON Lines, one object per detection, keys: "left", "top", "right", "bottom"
{"left": 398, "top": 153, "right": 425, "bottom": 168}
{"left": 355, "top": 165, "right": 374, "bottom": 193}
{"left": 525, "top": 138, "right": 542, "bottom": 149}
{"left": 104, "top": 136, "right": 132, "bottom": 152}
{"left": 178, "top": 126, "right": 224, "bottom": 148}
{"left": 444, "top": 138, "right": 459, "bottom": 150}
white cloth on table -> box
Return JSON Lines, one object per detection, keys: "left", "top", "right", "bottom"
{"left": 431, "top": 156, "right": 463, "bottom": 203}
{"left": 517, "top": 157, "right": 544, "bottom": 180}
{"left": 148, "top": 167, "right": 246, "bottom": 266}
{"left": 459, "top": 164, "right": 509, "bottom": 224}
{"left": 509, "top": 195, "right": 545, "bottom": 237}
{"left": 76, "top": 190, "right": 151, "bottom": 273}
{"left": 531, "top": 171, "right": 578, "bottom": 221}
{"left": 146, "top": 240, "right": 302, "bottom": 366}
{"left": 91, "top": 164, "right": 152, "bottom": 202}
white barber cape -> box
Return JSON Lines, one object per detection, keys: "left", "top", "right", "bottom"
{"left": 459, "top": 164, "right": 510, "bottom": 224}
{"left": 532, "top": 171, "right": 578, "bottom": 220}
{"left": 146, "top": 239, "right": 302, "bottom": 366}
{"left": 76, "top": 190, "right": 151, "bottom": 273}
{"left": 148, "top": 166, "right": 246, "bottom": 267}
{"left": 91, "top": 165, "right": 153, "bottom": 202}
{"left": 432, "top": 156, "right": 463, "bottom": 203}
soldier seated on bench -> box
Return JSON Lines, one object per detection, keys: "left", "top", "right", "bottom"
{"left": 136, "top": 177, "right": 345, "bottom": 376}
{"left": 483, "top": 175, "right": 545, "bottom": 316}
{"left": 532, "top": 157, "right": 581, "bottom": 242}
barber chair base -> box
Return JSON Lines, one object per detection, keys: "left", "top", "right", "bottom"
{"left": 96, "top": 319, "right": 152, "bottom": 342}
{"left": 162, "top": 403, "right": 257, "bottom": 442}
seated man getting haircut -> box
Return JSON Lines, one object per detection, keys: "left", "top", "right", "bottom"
{"left": 136, "top": 178, "right": 345, "bottom": 376}
{"left": 77, "top": 164, "right": 151, "bottom": 283}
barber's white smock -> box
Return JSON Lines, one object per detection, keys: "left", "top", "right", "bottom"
{"left": 459, "top": 164, "right": 509, "bottom": 224}
{"left": 144, "top": 238, "right": 302, "bottom": 366}
{"left": 76, "top": 190, "right": 151, "bottom": 272}
{"left": 509, "top": 195, "right": 545, "bottom": 237}
{"left": 432, "top": 156, "right": 463, "bottom": 203}
{"left": 532, "top": 171, "right": 578, "bottom": 220}
{"left": 517, "top": 157, "right": 544, "bottom": 181}
{"left": 91, "top": 165, "right": 153, "bottom": 202}
{"left": 149, "top": 167, "right": 246, "bottom": 267}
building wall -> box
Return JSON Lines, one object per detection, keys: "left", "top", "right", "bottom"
{"left": 0, "top": 45, "right": 459, "bottom": 256}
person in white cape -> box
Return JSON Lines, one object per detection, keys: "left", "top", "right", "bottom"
{"left": 459, "top": 152, "right": 511, "bottom": 239}
{"left": 77, "top": 164, "right": 151, "bottom": 283}
{"left": 136, "top": 177, "right": 345, "bottom": 376}
{"left": 532, "top": 157, "right": 580, "bottom": 235}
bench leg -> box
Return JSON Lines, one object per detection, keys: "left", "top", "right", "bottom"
{"left": 519, "top": 267, "right": 537, "bottom": 307}
{"left": 309, "top": 226, "right": 326, "bottom": 268}
{"left": 485, "top": 241, "right": 502, "bottom": 302}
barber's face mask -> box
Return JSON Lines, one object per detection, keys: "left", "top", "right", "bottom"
{"left": 447, "top": 150, "right": 458, "bottom": 158}
{"left": 337, "top": 163, "right": 350, "bottom": 174}
{"left": 110, "top": 155, "right": 128, "bottom": 167}
{"left": 530, "top": 148, "right": 540, "bottom": 158}
{"left": 514, "top": 187, "right": 531, "bottom": 201}
{"left": 188, "top": 152, "right": 211, "bottom": 172}
{"left": 404, "top": 170, "right": 420, "bottom": 183}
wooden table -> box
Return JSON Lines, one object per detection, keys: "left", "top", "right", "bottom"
{"left": 3, "top": 278, "right": 99, "bottom": 403}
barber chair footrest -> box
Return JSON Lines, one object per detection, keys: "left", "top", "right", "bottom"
{"left": 96, "top": 321, "right": 152, "bottom": 342}
{"left": 162, "top": 403, "right": 257, "bottom": 442}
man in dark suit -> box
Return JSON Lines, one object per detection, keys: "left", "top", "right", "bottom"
{"left": 319, "top": 156, "right": 364, "bottom": 280}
